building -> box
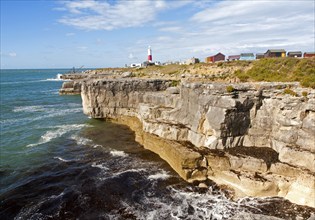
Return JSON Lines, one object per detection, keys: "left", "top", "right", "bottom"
{"left": 287, "top": 51, "right": 302, "bottom": 57}
{"left": 205, "top": 53, "right": 225, "bottom": 63}
{"left": 130, "top": 63, "right": 142, "bottom": 67}
{"left": 256, "top": 53, "right": 265, "bottom": 59}
{"left": 264, "top": 49, "right": 286, "bottom": 58}
{"left": 185, "top": 57, "right": 200, "bottom": 65}
{"left": 240, "top": 53, "right": 255, "bottom": 61}
{"left": 227, "top": 55, "right": 240, "bottom": 61}
{"left": 304, "top": 52, "right": 315, "bottom": 58}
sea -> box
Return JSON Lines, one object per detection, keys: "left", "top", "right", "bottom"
{"left": 0, "top": 69, "right": 314, "bottom": 220}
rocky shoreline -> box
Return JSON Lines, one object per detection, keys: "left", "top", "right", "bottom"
{"left": 60, "top": 71, "right": 315, "bottom": 208}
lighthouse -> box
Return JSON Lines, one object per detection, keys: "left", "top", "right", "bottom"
{"left": 147, "top": 46, "right": 152, "bottom": 62}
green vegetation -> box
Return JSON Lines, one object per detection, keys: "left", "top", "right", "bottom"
{"left": 226, "top": 85, "right": 235, "bottom": 93}
{"left": 96, "top": 58, "right": 314, "bottom": 89}
{"left": 171, "top": 80, "right": 180, "bottom": 87}
{"left": 234, "top": 58, "right": 315, "bottom": 88}
{"left": 302, "top": 91, "right": 308, "bottom": 97}
{"left": 283, "top": 88, "right": 297, "bottom": 96}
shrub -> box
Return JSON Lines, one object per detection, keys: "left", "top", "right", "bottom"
{"left": 217, "top": 62, "right": 224, "bottom": 67}
{"left": 226, "top": 85, "right": 235, "bottom": 93}
{"left": 171, "top": 80, "right": 180, "bottom": 87}
{"left": 234, "top": 69, "right": 249, "bottom": 82}
{"left": 283, "top": 88, "right": 297, "bottom": 96}
{"left": 302, "top": 91, "right": 308, "bottom": 97}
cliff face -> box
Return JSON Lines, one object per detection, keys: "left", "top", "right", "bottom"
{"left": 81, "top": 78, "right": 315, "bottom": 207}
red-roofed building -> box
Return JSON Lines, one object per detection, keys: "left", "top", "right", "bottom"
{"left": 205, "top": 53, "right": 225, "bottom": 63}
{"left": 304, "top": 52, "right": 315, "bottom": 58}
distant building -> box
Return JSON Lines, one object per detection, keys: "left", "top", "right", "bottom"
{"left": 130, "top": 63, "right": 142, "bottom": 67}
{"left": 304, "top": 52, "right": 315, "bottom": 58}
{"left": 227, "top": 55, "right": 240, "bottom": 61}
{"left": 162, "top": 61, "right": 180, "bottom": 65}
{"left": 240, "top": 53, "right": 255, "bottom": 61}
{"left": 205, "top": 53, "right": 225, "bottom": 63}
{"left": 256, "top": 53, "right": 265, "bottom": 59}
{"left": 142, "top": 61, "right": 155, "bottom": 67}
{"left": 264, "top": 49, "right": 286, "bottom": 58}
{"left": 185, "top": 57, "right": 200, "bottom": 65}
{"left": 287, "top": 51, "right": 302, "bottom": 57}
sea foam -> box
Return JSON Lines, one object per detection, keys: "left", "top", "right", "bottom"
{"left": 91, "top": 162, "right": 109, "bottom": 170}
{"left": 27, "top": 124, "right": 86, "bottom": 147}
{"left": 109, "top": 150, "right": 128, "bottom": 157}
{"left": 13, "top": 105, "right": 45, "bottom": 113}
{"left": 45, "top": 74, "right": 70, "bottom": 81}
{"left": 70, "top": 135, "right": 93, "bottom": 146}
{"left": 148, "top": 170, "right": 171, "bottom": 180}
{"left": 53, "top": 157, "right": 72, "bottom": 162}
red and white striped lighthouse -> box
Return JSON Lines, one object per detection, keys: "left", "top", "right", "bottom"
{"left": 147, "top": 46, "right": 152, "bottom": 62}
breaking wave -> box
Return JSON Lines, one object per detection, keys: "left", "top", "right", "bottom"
{"left": 13, "top": 105, "right": 46, "bottom": 113}
{"left": 45, "top": 74, "right": 70, "bottom": 81}
{"left": 110, "top": 150, "right": 128, "bottom": 157}
{"left": 13, "top": 105, "right": 82, "bottom": 114}
{"left": 70, "top": 135, "right": 93, "bottom": 146}
{"left": 91, "top": 162, "right": 109, "bottom": 170}
{"left": 2, "top": 105, "right": 83, "bottom": 126}
{"left": 27, "top": 124, "right": 86, "bottom": 147}
{"left": 53, "top": 157, "right": 73, "bottom": 162}
{"left": 148, "top": 170, "right": 171, "bottom": 180}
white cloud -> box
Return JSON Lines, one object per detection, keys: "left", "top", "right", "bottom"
{"left": 77, "top": 46, "right": 88, "bottom": 50}
{"left": 159, "top": 26, "right": 183, "bottom": 32}
{"left": 66, "top": 32, "right": 75, "bottom": 36}
{"left": 1, "top": 51, "right": 17, "bottom": 57}
{"left": 9, "top": 52, "right": 17, "bottom": 57}
{"left": 126, "top": 0, "right": 314, "bottom": 64}
{"left": 128, "top": 53, "right": 137, "bottom": 59}
{"left": 95, "top": 38, "right": 103, "bottom": 45}
{"left": 58, "top": 0, "right": 178, "bottom": 30}
{"left": 55, "top": 0, "right": 314, "bottom": 66}
{"left": 157, "top": 36, "right": 172, "bottom": 42}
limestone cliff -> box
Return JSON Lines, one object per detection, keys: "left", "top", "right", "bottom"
{"left": 80, "top": 78, "right": 315, "bottom": 207}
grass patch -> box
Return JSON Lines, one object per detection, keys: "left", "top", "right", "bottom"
{"left": 171, "top": 80, "right": 180, "bottom": 87}
{"left": 234, "top": 57, "right": 315, "bottom": 88}
{"left": 226, "top": 85, "right": 235, "bottom": 93}
{"left": 302, "top": 91, "right": 308, "bottom": 97}
{"left": 283, "top": 88, "right": 297, "bottom": 96}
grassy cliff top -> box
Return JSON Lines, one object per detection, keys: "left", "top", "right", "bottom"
{"left": 235, "top": 57, "right": 315, "bottom": 88}
{"left": 97, "top": 58, "right": 315, "bottom": 88}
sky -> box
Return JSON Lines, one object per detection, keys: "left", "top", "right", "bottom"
{"left": 0, "top": 0, "right": 314, "bottom": 69}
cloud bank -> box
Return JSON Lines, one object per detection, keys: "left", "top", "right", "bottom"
{"left": 57, "top": 0, "right": 314, "bottom": 64}
{"left": 58, "top": 0, "right": 183, "bottom": 30}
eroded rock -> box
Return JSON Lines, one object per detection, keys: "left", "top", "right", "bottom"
{"left": 79, "top": 78, "right": 315, "bottom": 207}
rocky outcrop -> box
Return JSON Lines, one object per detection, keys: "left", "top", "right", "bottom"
{"left": 59, "top": 72, "right": 115, "bottom": 95}
{"left": 59, "top": 80, "right": 83, "bottom": 95}
{"left": 80, "top": 78, "right": 315, "bottom": 207}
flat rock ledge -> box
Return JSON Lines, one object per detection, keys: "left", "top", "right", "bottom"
{"left": 67, "top": 77, "right": 314, "bottom": 208}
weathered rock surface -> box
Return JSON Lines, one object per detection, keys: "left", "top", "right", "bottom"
{"left": 80, "top": 78, "right": 315, "bottom": 207}
{"left": 59, "top": 80, "right": 83, "bottom": 95}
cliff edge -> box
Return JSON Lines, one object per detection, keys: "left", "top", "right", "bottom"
{"left": 77, "top": 77, "right": 314, "bottom": 207}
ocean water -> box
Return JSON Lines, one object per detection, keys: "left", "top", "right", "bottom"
{"left": 0, "top": 69, "right": 314, "bottom": 220}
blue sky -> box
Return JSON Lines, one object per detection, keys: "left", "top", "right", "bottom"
{"left": 1, "top": 0, "right": 314, "bottom": 69}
